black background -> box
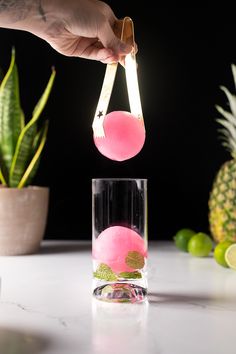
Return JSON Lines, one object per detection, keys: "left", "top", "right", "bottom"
{"left": 0, "top": 3, "right": 235, "bottom": 240}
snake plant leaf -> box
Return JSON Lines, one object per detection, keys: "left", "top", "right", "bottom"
{"left": 18, "top": 120, "right": 49, "bottom": 188}
{"left": 0, "top": 48, "right": 22, "bottom": 178}
{"left": 20, "top": 109, "right": 25, "bottom": 130}
{"left": 0, "top": 167, "right": 7, "bottom": 185}
{"left": 0, "top": 153, "right": 8, "bottom": 185}
{"left": 9, "top": 67, "right": 56, "bottom": 187}
{"left": 0, "top": 66, "right": 4, "bottom": 83}
{"left": 20, "top": 120, "right": 48, "bottom": 187}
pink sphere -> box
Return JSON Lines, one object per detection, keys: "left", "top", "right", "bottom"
{"left": 94, "top": 111, "right": 145, "bottom": 161}
{"left": 92, "top": 226, "right": 147, "bottom": 273}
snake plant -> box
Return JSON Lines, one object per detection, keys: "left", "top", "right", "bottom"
{"left": 0, "top": 48, "right": 56, "bottom": 188}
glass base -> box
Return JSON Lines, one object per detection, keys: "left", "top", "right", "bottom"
{"left": 93, "top": 283, "right": 147, "bottom": 303}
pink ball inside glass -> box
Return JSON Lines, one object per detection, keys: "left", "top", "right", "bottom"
{"left": 93, "top": 111, "right": 145, "bottom": 161}
{"left": 92, "top": 225, "right": 147, "bottom": 273}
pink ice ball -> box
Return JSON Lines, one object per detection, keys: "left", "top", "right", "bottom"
{"left": 94, "top": 111, "right": 145, "bottom": 161}
{"left": 92, "top": 226, "right": 147, "bottom": 273}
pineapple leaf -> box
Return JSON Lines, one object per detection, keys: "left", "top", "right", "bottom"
{"left": 216, "top": 118, "right": 236, "bottom": 140}
{"left": 216, "top": 65, "right": 236, "bottom": 158}
{"left": 229, "top": 137, "right": 236, "bottom": 150}
{"left": 17, "top": 120, "right": 49, "bottom": 188}
{"left": 0, "top": 47, "right": 22, "bottom": 179}
{"left": 232, "top": 64, "right": 236, "bottom": 90}
{"left": 216, "top": 128, "right": 235, "bottom": 152}
{"left": 227, "top": 137, "right": 236, "bottom": 153}
{"left": 217, "top": 128, "right": 230, "bottom": 142}
{"left": 215, "top": 105, "right": 236, "bottom": 128}
{"left": 8, "top": 68, "right": 56, "bottom": 187}
{"left": 217, "top": 125, "right": 236, "bottom": 156}
{"left": 221, "top": 141, "right": 231, "bottom": 150}
{"left": 220, "top": 86, "right": 236, "bottom": 117}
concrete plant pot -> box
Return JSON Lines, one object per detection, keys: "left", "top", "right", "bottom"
{"left": 0, "top": 186, "right": 49, "bottom": 256}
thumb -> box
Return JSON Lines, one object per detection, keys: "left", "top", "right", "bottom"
{"left": 98, "top": 21, "right": 132, "bottom": 56}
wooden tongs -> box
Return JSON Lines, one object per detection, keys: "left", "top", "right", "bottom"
{"left": 92, "top": 17, "right": 144, "bottom": 138}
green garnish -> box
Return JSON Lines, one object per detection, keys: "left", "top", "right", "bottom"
{"left": 118, "top": 271, "right": 142, "bottom": 279}
{"left": 93, "top": 263, "right": 117, "bottom": 281}
{"left": 125, "top": 251, "right": 145, "bottom": 269}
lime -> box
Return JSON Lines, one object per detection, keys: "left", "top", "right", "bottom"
{"left": 173, "top": 228, "right": 196, "bottom": 252}
{"left": 214, "top": 241, "right": 234, "bottom": 267}
{"left": 225, "top": 243, "right": 236, "bottom": 270}
{"left": 187, "top": 232, "right": 213, "bottom": 257}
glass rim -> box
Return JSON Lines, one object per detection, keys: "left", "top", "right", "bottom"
{"left": 92, "top": 178, "right": 148, "bottom": 182}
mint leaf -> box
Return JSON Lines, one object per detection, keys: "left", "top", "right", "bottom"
{"left": 118, "top": 271, "right": 142, "bottom": 279}
{"left": 125, "top": 251, "right": 145, "bottom": 269}
{"left": 93, "top": 263, "right": 117, "bottom": 281}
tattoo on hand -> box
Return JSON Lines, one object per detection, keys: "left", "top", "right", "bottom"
{"left": 0, "top": 0, "right": 19, "bottom": 12}
{"left": 0, "top": 0, "right": 46, "bottom": 23}
{"left": 38, "top": 0, "right": 46, "bottom": 22}
{"left": 0, "top": 0, "right": 32, "bottom": 21}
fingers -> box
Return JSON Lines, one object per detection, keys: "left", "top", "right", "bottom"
{"left": 46, "top": 32, "right": 124, "bottom": 63}
{"left": 75, "top": 45, "right": 120, "bottom": 63}
{"left": 98, "top": 20, "right": 132, "bottom": 58}
{"left": 95, "top": 0, "right": 131, "bottom": 57}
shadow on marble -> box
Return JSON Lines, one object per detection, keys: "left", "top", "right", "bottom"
{"left": 39, "top": 242, "right": 91, "bottom": 255}
{"left": 147, "top": 292, "right": 236, "bottom": 309}
{"left": 0, "top": 327, "right": 50, "bottom": 354}
{"left": 148, "top": 292, "right": 212, "bottom": 304}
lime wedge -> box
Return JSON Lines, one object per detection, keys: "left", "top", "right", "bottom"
{"left": 225, "top": 243, "right": 236, "bottom": 270}
{"left": 213, "top": 241, "right": 233, "bottom": 267}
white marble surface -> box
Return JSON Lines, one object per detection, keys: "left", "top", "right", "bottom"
{"left": 0, "top": 240, "right": 235, "bottom": 354}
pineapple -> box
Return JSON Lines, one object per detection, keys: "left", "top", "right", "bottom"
{"left": 209, "top": 64, "right": 236, "bottom": 243}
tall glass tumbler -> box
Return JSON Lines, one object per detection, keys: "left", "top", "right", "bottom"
{"left": 92, "top": 178, "right": 148, "bottom": 303}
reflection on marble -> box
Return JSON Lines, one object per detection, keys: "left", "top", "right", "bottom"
{"left": 0, "top": 241, "right": 236, "bottom": 354}
{"left": 92, "top": 298, "right": 149, "bottom": 354}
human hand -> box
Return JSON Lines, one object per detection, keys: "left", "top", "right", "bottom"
{"left": 39, "top": 0, "right": 133, "bottom": 63}
{"left": 0, "top": 0, "right": 133, "bottom": 63}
